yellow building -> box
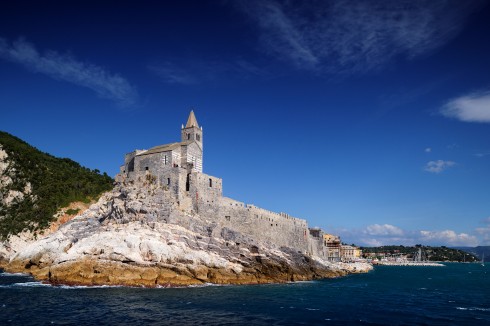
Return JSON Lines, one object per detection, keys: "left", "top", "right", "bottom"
{"left": 323, "top": 233, "right": 341, "bottom": 262}
{"left": 340, "top": 245, "right": 362, "bottom": 261}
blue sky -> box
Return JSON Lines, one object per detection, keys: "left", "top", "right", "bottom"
{"left": 1, "top": 0, "right": 490, "bottom": 247}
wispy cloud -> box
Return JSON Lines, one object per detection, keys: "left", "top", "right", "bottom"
{"left": 148, "top": 62, "right": 198, "bottom": 85}
{"left": 236, "top": 1, "right": 318, "bottom": 69}
{"left": 441, "top": 90, "right": 490, "bottom": 123}
{"left": 475, "top": 152, "right": 490, "bottom": 158}
{"left": 235, "top": 0, "right": 482, "bottom": 73}
{"left": 475, "top": 217, "right": 490, "bottom": 243}
{"left": 148, "top": 59, "right": 269, "bottom": 85}
{"left": 424, "top": 160, "right": 456, "bottom": 173}
{"left": 425, "top": 148, "right": 432, "bottom": 153}
{"left": 0, "top": 37, "right": 138, "bottom": 108}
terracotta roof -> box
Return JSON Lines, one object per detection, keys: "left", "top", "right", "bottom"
{"left": 185, "top": 110, "right": 199, "bottom": 128}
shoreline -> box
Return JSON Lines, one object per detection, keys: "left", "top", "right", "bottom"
{"left": 0, "top": 258, "right": 371, "bottom": 288}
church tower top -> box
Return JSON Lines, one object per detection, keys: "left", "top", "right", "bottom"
{"left": 181, "top": 110, "right": 203, "bottom": 151}
{"left": 185, "top": 110, "right": 199, "bottom": 128}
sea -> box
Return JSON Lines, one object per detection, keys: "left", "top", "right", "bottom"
{"left": 1, "top": 263, "right": 489, "bottom": 325}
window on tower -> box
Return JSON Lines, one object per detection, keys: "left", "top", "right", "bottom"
{"left": 187, "top": 133, "right": 190, "bottom": 140}
{"left": 196, "top": 134, "right": 201, "bottom": 141}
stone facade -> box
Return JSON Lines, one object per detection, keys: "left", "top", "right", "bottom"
{"left": 119, "top": 111, "right": 329, "bottom": 256}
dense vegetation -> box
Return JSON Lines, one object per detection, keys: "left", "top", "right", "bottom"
{"left": 361, "top": 245, "right": 479, "bottom": 262}
{"left": 0, "top": 131, "right": 113, "bottom": 239}
{"left": 454, "top": 246, "right": 490, "bottom": 262}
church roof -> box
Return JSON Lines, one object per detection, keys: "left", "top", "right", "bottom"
{"left": 185, "top": 110, "right": 199, "bottom": 128}
{"left": 136, "top": 141, "right": 192, "bottom": 156}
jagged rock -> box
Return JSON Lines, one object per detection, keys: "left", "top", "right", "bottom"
{"left": 0, "top": 176, "right": 372, "bottom": 287}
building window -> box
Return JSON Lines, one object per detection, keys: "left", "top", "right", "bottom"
{"left": 225, "top": 216, "right": 230, "bottom": 221}
{"left": 163, "top": 155, "right": 167, "bottom": 165}
{"left": 167, "top": 178, "right": 170, "bottom": 185}
{"left": 209, "top": 178, "right": 212, "bottom": 187}
{"left": 145, "top": 167, "right": 149, "bottom": 171}
{"left": 187, "top": 133, "right": 190, "bottom": 140}
{"left": 196, "top": 134, "right": 201, "bottom": 141}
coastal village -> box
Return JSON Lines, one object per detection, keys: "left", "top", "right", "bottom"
{"left": 3, "top": 111, "right": 477, "bottom": 288}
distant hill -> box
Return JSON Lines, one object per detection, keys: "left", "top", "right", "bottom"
{"left": 0, "top": 131, "right": 113, "bottom": 238}
{"left": 453, "top": 246, "right": 490, "bottom": 262}
{"left": 361, "top": 245, "right": 479, "bottom": 262}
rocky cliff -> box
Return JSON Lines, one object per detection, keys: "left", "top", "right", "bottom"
{"left": 0, "top": 175, "right": 371, "bottom": 287}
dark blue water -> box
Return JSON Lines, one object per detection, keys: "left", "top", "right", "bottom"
{"left": 1, "top": 264, "right": 489, "bottom": 325}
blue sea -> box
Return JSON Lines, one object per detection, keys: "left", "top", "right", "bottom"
{"left": 1, "top": 263, "right": 489, "bottom": 325}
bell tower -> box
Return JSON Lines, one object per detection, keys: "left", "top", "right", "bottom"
{"left": 181, "top": 110, "right": 203, "bottom": 172}
{"left": 181, "top": 110, "right": 203, "bottom": 149}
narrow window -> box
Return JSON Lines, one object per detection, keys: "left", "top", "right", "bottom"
{"left": 187, "top": 133, "right": 190, "bottom": 140}
{"left": 196, "top": 134, "right": 201, "bottom": 141}
{"left": 163, "top": 155, "right": 167, "bottom": 165}
{"left": 167, "top": 178, "right": 170, "bottom": 185}
{"left": 209, "top": 178, "right": 212, "bottom": 187}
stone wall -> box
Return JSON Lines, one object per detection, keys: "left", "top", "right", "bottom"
{"left": 181, "top": 143, "right": 203, "bottom": 172}
{"left": 307, "top": 229, "right": 328, "bottom": 259}
{"left": 122, "top": 157, "right": 327, "bottom": 256}
{"left": 194, "top": 194, "right": 310, "bottom": 252}
{"left": 135, "top": 152, "right": 173, "bottom": 174}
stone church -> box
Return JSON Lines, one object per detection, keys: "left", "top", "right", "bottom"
{"left": 123, "top": 110, "right": 203, "bottom": 175}
{"left": 120, "top": 111, "right": 335, "bottom": 259}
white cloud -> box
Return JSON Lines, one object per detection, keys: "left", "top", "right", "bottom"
{"left": 425, "top": 148, "right": 432, "bottom": 153}
{"left": 424, "top": 160, "right": 455, "bottom": 173}
{"left": 419, "top": 230, "right": 478, "bottom": 246}
{"left": 338, "top": 224, "right": 483, "bottom": 247}
{"left": 441, "top": 90, "right": 490, "bottom": 123}
{"left": 364, "top": 224, "right": 404, "bottom": 236}
{"left": 359, "top": 238, "right": 384, "bottom": 247}
{"left": 0, "top": 37, "right": 138, "bottom": 108}
{"left": 235, "top": 0, "right": 481, "bottom": 73}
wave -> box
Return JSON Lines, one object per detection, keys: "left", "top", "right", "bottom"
{"left": 54, "top": 284, "right": 124, "bottom": 289}
{"left": 0, "top": 281, "right": 125, "bottom": 289}
{"left": 11, "top": 282, "right": 51, "bottom": 287}
{"left": 456, "top": 307, "right": 490, "bottom": 312}
{"left": 0, "top": 272, "right": 31, "bottom": 277}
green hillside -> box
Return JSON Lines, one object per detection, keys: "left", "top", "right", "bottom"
{"left": 0, "top": 131, "right": 113, "bottom": 238}
{"left": 361, "top": 245, "right": 479, "bottom": 262}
